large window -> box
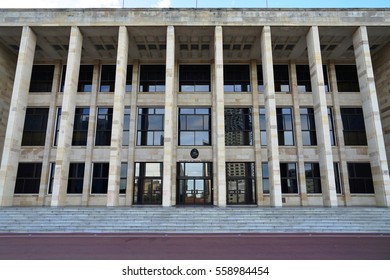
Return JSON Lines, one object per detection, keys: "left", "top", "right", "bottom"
{"left": 72, "top": 108, "right": 90, "bottom": 146}
{"left": 67, "top": 163, "right": 85, "bottom": 194}
{"left": 78, "top": 65, "right": 94, "bottom": 92}
{"left": 277, "top": 108, "right": 294, "bottom": 146}
{"left": 335, "top": 65, "right": 360, "bottom": 92}
{"left": 262, "top": 162, "right": 269, "bottom": 194}
{"left": 100, "top": 65, "right": 116, "bottom": 92}
{"left": 226, "top": 162, "right": 256, "bottom": 204}
{"left": 296, "top": 65, "right": 312, "bottom": 92}
{"left": 300, "top": 108, "right": 317, "bottom": 146}
{"left": 139, "top": 65, "right": 165, "bottom": 92}
{"left": 134, "top": 162, "right": 163, "bottom": 204}
{"left": 224, "top": 65, "right": 251, "bottom": 92}
{"left": 347, "top": 162, "right": 374, "bottom": 194}
{"left": 179, "top": 108, "right": 211, "bottom": 146}
{"left": 91, "top": 163, "right": 109, "bottom": 194}
{"left": 22, "top": 108, "right": 49, "bottom": 146}
{"left": 304, "top": 162, "right": 322, "bottom": 193}
{"left": 225, "top": 108, "right": 253, "bottom": 146}
{"left": 123, "top": 107, "right": 131, "bottom": 146}
{"left": 95, "top": 108, "right": 113, "bottom": 146}
{"left": 340, "top": 108, "right": 367, "bottom": 146}
{"left": 14, "top": 163, "right": 42, "bottom": 194}
{"left": 257, "top": 65, "right": 264, "bottom": 92}
{"left": 179, "top": 65, "right": 210, "bottom": 92}
{"left": 29, "top": 65, "right": 55, "bottom": 92}
{"left": 274, "top": 65, "right": 290, "bottom": 92}
{"left": 280, "top": 162, "right": 298, "bottom": 194}
{"left": 137, "top": 108, "right": 165, "bottom": 146}
{"left": 259, "top": 107, "right": 267, "bottom": 146}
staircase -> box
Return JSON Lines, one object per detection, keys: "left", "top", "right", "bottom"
{"left": 0, "top": 206, "right": 389, "bottom": 233}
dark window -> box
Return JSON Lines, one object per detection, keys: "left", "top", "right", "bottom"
{"left": 139, "top": 65, "right": 165, "bottom": 92}
{"left": 126, "top": 65, "right": 133, "bottom": 92}
{"left": 259, "top": 107, "right": 267, "bottom": 146}
{"left": 72, "top": 108, "right": 90, "bottom": 146}
{"left": 328, "top": 107, "right": 336, "bottom": 146}
{"left": 120, "top": 163, "right": 127, "bottom": 194}
{"left": 335, "top": 65, "right": 360, "bottom": 92}
{"left": 67, "top": 163, "right": 85, "bottom": 194}
{"left": 95, "top": 108, "right": 113, "bottom": 146}
{"left": 300, "top": 108, "right": 317, "bottom": 146}
{"left": 179, "top": 65, "right": 211, "bottom": 92}
{"left": 54, "top": 107, "right": 61, "bottom": 146}
{"left": 123, "top": 107, "right": 131, "bottom": 146}
{"left": 305, "top": 162, "right": 322, "bottom": 193}
{"left": 134, "top": 162, "right": 163, "bottom": 204}
{"left": 257, "top": 65, "right": 264, "bottom": 93}
{"left": 280, "top": 162, "right": 298, "bottom": 194}
{"left": 341, "top": 108, "right": 367, "bottom": 146}
{"left": 60, "top": 65, "right": 66, "bottom": 92}
{"left": 323, "top": 65, "right": 330, "bottom": 92}
{"left": 48, "top": 162, "right": 55, "bottom": 194}
{"left": 334, "top": 162, "right": 342, "bottom": 194}
{"left": 277, "top": 108, "right": 294, "bottom": 146}
{"left": 29, "top": 65, "right": 55, "bottom": 92}
{"left": 262, "top": 162, "right": 269, "bottom": 194}
{"left": 296, "top": 65, "right": 312, "bottom": 92}
{"left": 179, "top": 108, "right": 211, "bottom": 146}
{"left": 224, "top": 65, "right": 251, "bottom": 92}
{"left": 225, "top": 108, "right": 253, "bottom": 146}
{"left": 347, "top": 162, "right": 374, "bottom": 193}
{"left": 14, "top": 163, "right": 42, "bottom": 194}
{"left": 274, "top": 65, "right": 290, "bottom": 92}
{"left": 137, "top": 108, "right": 165, "bottom": 146}
{"left": 22, "top": 108, "right": 49, "bottom": 146}
{"left": 78, "top": 65, "right": 94, "bottom": 92}
{"left": 91, "top": 163, "right": 109, "bottom": 194}
{"left": 100, "top": 65, "right": 116, "bottom": 92}
{"left": 226, "top": 162, "right": 256, "bottom": 204}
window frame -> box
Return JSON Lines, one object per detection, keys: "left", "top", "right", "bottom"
{"left": 136, "top": 107, "right": 165, "bottom": 146}
{"left": 179, "top": 108, "right": 211, "bottom": 146}
{"left": 277, "top": 107, "right": 294, "bottom": 146}
{"left": 179, "top": 64, "right": 211, "bottom": 92}
{"left": 72, "top": 107, "right": 90, "bottom": 146}
{"left": 224, "top": 108, "right": 253, "bottom": 146}
{"left": 14, "top": 162, "right": 42, "bottom": 194}
{"left": 22, "top": 107, "right": 49, "bottom": 146}
{"left": 95, "top": 107, "right": 113, "bottom": 146}
{"left": 223, "top": 65, "right": 251, "bottom": 93}
{"left": 300, "top": 107, "right": 317, "bottom": 146}
{"left": 304, "top": 162, "right": 322, "bottom": 194}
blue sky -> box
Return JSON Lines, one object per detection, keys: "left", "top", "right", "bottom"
{"left": 0, "top": 0, "right": 389, "bottom": 8}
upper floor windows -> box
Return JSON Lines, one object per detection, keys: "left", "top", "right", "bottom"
{"left": 22, "top": 108, "right": 49, "bottom": 146}
{"left": 277, "top": 107, "right": 294, "bottom": 146}
{"left": 300, "top": 108, "right": 317, "bottom": 146}
{"left": 137, "top": 108, "right": 165, "bottom": 146}
{"left": 99, "top": 65, "right": 116, "bottom": 92}
{"left": 95, "top": 108, "right": 113, "bottom": 146}
{"left": 335, "top": 65, "right": 359, "bottom": 92}
{"left": 257, "top": 65, "right": 264, "bottom": 93}
{"left": 340, "top": 108, "right": 367, "bottom": 146}
{"left": 72, "top": 108, "right": 90, "bottom": 146}
{"left": 179, "top": 108, "right": 211, "bottom": 146}
{"left": 139, "top": 65, "right": 165, "bottom": 92}
{"left": 274, "top": 65, "right": 290, "bottom": 92}
{"left": 225, "top": 108, "right": 253, "bottom": 146}
{"left": 296, "top": 65, "right": 312, "bottom": 93}
{"left": 179, "top": 65, "right": 210, "bottom": 92}
{"left": 29, "top": 65, "right": 55, "bottom": 92}
{"left": 224, "top": 65, "right": 250, "bottom": 92}
{"left": 77, "top": 65, "right": 94, "bottom": 92}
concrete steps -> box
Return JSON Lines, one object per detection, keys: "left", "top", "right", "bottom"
{"left": 0, "top": 207, "right": 389, "bottom": 233}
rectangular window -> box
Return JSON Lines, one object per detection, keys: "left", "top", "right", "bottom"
{"left": 78, "top": 65, "right": 94, "bottom": 92}
{"left": 328, "top": 107, "right": 336, "bottom": 146}
{"left": 95, "top": 108, "right": 113, "bottom": 146}
{"left": 323, "top": 65, "right": 330, "bottom": 92}
{"left": 137, "top": 108, "right": 165, "bottom": 146}
{"left": 280, "top": 162, "right": 298, "bottom": 194}
{"left": 179, "top": 108, "right": 211, "bottom": 146}
{"left": 14, "top": 163, "right": 42, "bottom": 194}
{"left": 304, "top": 162, "right": 322, "bottom": 193}
{"left": 340, "top": 108, "right": 367, "bottom": 146}
{"left": 257, "top": 65, "right": 264, "bottom": 93}
{"left": 120, "top": 163, "right": 128, "bottom": 194}
{"left": 48, "top": 162, "right": 55, "bottom": 194}
{"left": 225, "top": 108, "right": 253, "bottom": 146}
{"left": 259, "top": 107, "right": 267, "bottom": 146}
{"left": 22, "top": 108, "right": 49, "bottom": 146}
{"left": 335, "top": 65, "right": 360, "bottom": 92}
{"left": 72, "top": 108, "right": 90, "bottom": 146}
{"left": 100, "top": 65, "right": 116, "bottom": 92}
{"left": 60, "top": 65, "right": 66, "bottom": 92}
{"left": 126, "top": 65, "right": 133, "bottom": 92}
{"left": 224, "top": 65, "right": 251, "bottom": 92}
{"left": 262, "top": 162, "right": 269, "bottom": 194}
{"left": 226, "top": 162, "right": 256, "bottom": 204}
{"left": 29, "top": 65, "right": 55, "bottom": 92}
{"left": 134, "top": 162, "right": 163, "bottom": 204}
{"left": 296, "top": 65, "right": 312, "bottom": 92}
{"left": 179, "top": 65, "right": 210, "bottom": 92}
{"left": 139, "top": 65, "right": 166, "bottom": 92}
{"left": 300, "top": 108, "right": 317, "bottom": 146}
{"left": 123, "top": 107, "right": 131, "bottom": 146}
{"left": 347, "top": 162, "right": 374, "bottom": 194}
{"left": 334, "top": 162, "right": 342, "bottom": 194}
{"left": 67, "top": 163, "right": 85, "bottom": 194}
{"left": 274, "top": 65, "right": 290, "bottom": 92}
{"left": 277, "top": 107, "right": 294, "bottom": 146}
{"left": 91, "top": 163, "right": 109, "bottom": 194}
{"left": 54, "top": 107, "right": 61, "bottom": 146}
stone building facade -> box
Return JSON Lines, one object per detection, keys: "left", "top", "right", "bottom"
{"left": 0, "top": 8, "right": 389, "bottom": 207}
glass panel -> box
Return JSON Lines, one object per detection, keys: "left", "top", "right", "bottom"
{"left": 194, "top": 131, "right": 209, "bottom": 145}
{"left": 180, "top": 132, "right": 194, "bottom": 145}
{"left": 186, "top": 115, "right": 204, "bottom": 130}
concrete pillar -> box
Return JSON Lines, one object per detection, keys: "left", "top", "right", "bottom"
{"left": 107, "top": 26, "right": 129, "bottom": 207}
{"left": 0, "top": 26, "right": 37, "bottom": 206}
{"left": 214, "top": 26, "right": 227, "bottom": 207}
{"left": 353, "top": 26, "right": 390, "bottom": 207}
{"left": 162, "top": 26, "right": 175, "bottom": 207}
{"left": 51, "top": 26, "right": 83, "bottom": 207}
{"left": 261, "top": 26, "right": 282, "bottom": 207}
{"left": 306, "top": 26, "right": 338, "bottom": 207}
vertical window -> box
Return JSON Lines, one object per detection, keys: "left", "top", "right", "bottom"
{"left": 54, "top": 107, "right": 61, "bottom": 146}
{"left": 91, "top": 163, "right": 109, "bottom": 194}
{"left": 224, "top": 108, "right": 253, "bottom": 146}
{"left": 300, "top": 108, "right": 317, "bottom": 146}
{"left": 29, "top": 65, "right": 55, "bottom": 92}
{"left": 78, "top": 65, "right": 94, "bottom": 92}
{"left": 340, "top": 108, "right": 367, "bottom": 146}
{"left": 139, "top": 65, "right": 166, "bottom": 92}
{"left": 100, "top": 65, "right": 116, "bottom": 92}
{"left": 123, "top": 107, "right": 131, "bottom": 146}
{"left": 347, "top": 162, "right": 374, "bottom": 194}
{"left": 259, "top": 107, "right": 267, "bottom": 146}
{"left": 257, "top": 65, "right": 264, "bottom": 93}
{"left": 280, "top": 163, "right": 298, "bottom": 194}
{"left": 60, "top": 65, "right": 66, "bottom": 92}
{"left": 14, "top": 163, "right": 42, "bottom": 194}
{"left": 262, "top": 162, "right": 269, "bottom": 194}
{"left": 328, "top": 107, "right": 336, "bottom": 146}
{"left": 67, "top": 163, "right": 85, "bottom": 194}
{"left": 304, "top": 162, "right": 322, "bottom": 193}
{"left": 226, "top": 162, "right": 256, "bottom": 204}
{"left": 72, "top": 108, "right": 90, "bottom": 146}
{"left": 274, "top": 65, "right": 290, "bottom": 92}
{"left": 22, "top": 108, "right": 49, "bottom": 146}
{"left": 335, "top": 65, "right": 360, "bottom": 92}
{"left": 334, "top": 162, "right": 342, "bottom": 194}
{"left": 95, "top": 108, "right": 113, "bottom": 146}
{"left": 48, "top": 162, "right": 55, "bottom": 194}
{"left": 296, "top": 65, "right": 312, "bottom": 92}
{"left": 134, "top": 162, "right": 163, "bottom": 204}
{"left": 224, "top": 65, "right": 251, "bottom": 92}
{"left": 126, "top": 65, "right": 133, "bottom": 92}
{"left": 137, "top": 108, "right": 165, "bottom": 146}
{"left": 179, "top": 65, "right": 211, "bottom": 92}
{"left": 277, "top": 108, "right": 294, "bottom": 146}
{"left": 179, "top": 108, "right": 211, "bottom": 146}
{"left": 323, "top": 65, "right": 330, "bottom": 92}
{"left": 120, "top": 163, "right": 128, "bottom": 194}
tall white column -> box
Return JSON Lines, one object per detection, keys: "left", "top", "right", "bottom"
{"left": 353, "top": 26, "right": 390, "bottom": 207}
{"left": 0, "top": 26, "right": 36, "bottom": 206}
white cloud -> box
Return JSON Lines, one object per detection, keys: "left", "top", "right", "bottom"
{"left": 155, "top": 0, "right": 172, "bottom": 8}
{"left": 0, "top": 0, "right": 122, "bottom": 8}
